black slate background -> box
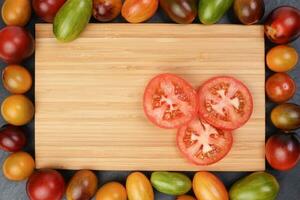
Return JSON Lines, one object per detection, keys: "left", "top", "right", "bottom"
{"left": 0, "top": 0, "right": 300, "bottom": 199}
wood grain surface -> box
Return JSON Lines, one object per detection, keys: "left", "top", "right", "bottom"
{"left": 35, "top": 24, "right": 265, "bottom": 171}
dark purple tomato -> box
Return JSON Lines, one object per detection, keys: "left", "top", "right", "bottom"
{"left": 266, "top": 133, "right": 300, "bottom": 171}
{"left": 0, "top": 26, "right": 35, "bottom": 64}
{"left": 234, "top": 0, "right": 264, "bottom": 25}
{"left": 27, "top": 169, "right": 65, "bottom": 200}
{"left": 271, "top": 103, "right": 300, "bottom": 131}
{"left": 33, "top": 0, "right": 66, "bottom": 23}
{"left": 93, "top": 0, "right": 122, "bottom": 22}
{"left": 265, "top": 6, "right": 300, "bottom": 44}
{"left": 0, "top": 125, "right": 26, "bottom": 152}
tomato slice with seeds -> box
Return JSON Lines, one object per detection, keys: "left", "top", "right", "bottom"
{"left": 198, "top": 76, "right": 253, "bottom": 130}
{"left": 177, "top": 117, "right": 233, "bottom": 165}
{"left": 143, "top": 74, "right": 198, "bottom": 129}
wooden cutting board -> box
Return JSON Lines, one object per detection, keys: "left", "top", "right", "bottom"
{"left": 35, "top": 24, "right": 265, "bottom": 171}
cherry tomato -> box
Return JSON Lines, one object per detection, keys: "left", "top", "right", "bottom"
{"left": 177, "top": 117, "right": 232, "bottom": 165}
{"left": 93, "top": 0, "right": 122, "bottom": 22}
{"left": 2, "top": 64, "right": 32, "bottom": 94}
{"left": 177, "top": 195, "right": 196, "bottom": 200}
{"left": 0, "top": 26, "right": 35, "bottom": 64}
{"left": 27, "top": 169, "right": 65, "bottom": 200}
{"left": 266, "top": 45, "right": 298, "bottom": 72}
{"left": 0, "top": 125, "right": 26, "bottom": 152}
{"left": 1, "top": 95, "right": 34, "bottom": 126}
{"left": 96, "top": 182, "right": 127, "bottom": 200}
{"left": 266, "top": 73, "right": 296, "bottom": 103}
{"left": 266, "top": 133, "right": 300, "bottom": 171}
{"left": 32, "top": 0, "right": 66, "bottom": 23}
{"left": 234, "top": 0, "right": 264, "bottom": 25}
{"left": 3, "top": 151, "right": 35, "bottom": 181}
{"left": 265, "top": 6, "right": 300, "bottom": 44}
{"left": 143, "top": 74, "right": 198, "bottom": 129}
{"left": 198, "top": 76, "right": 253, "bottom": 130}
{"left": 126, "top": 172, "right": 154, "bottom": 200}
{"left": 1, "top": 0, "right": 31, "bottom": 26}
{"left": 271, "top": 103, "right": 300, "bottom": 131}
{"left": 122, "top": 0, "right": 158, "bottom": 23}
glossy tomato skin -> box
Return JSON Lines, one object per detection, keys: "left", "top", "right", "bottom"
{"left": 126, "top": 172, "right": 154, "bottom": 200}
{"left": 33, "top": 0, "right": 66, "bottom": 22}
{"left": 234, "top": 0, "right": 264, "bottom": 25}
{"left": 193, "top": 172, "right": 228, "bottom": 200}
{"left": 271, "top": 103, "right": 300, "bottom": 131}
{"left": 0, "top": 26, "right": 35, "bottom": 64}
{"left": 0, "top": 125, "right": 26, "bottom": 152}
{"left": 122, "top": 0, "right": 158, "bottom": 23}
{"left": 266, "top": 73, "right": 296, "bottom": 103}
{"left": 266, "top": 133, "right": 300, "bottom": 171}
{"left": 93, "top": 0, "right": 122, "bottom": 22}
{"left": 177, "top": 195, "right": 196, "bottom": 200}
{"left": 96, "top": 182, "right": 127, "bottom": 200}
{"left": 265, "top": 6, "right": 300, "bottom": 44}
{"left": 27, "top": 169, "right": 65, "bottom": 200}
{"left": 1, "top": 0, "right": 31, "bottom": 26}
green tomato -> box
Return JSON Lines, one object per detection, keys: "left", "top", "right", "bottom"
{"left": 150, "top": 172, "right": 191, "bottom": 196}
{"left": 199, "top": 0, "right": 233, "bottom": 24}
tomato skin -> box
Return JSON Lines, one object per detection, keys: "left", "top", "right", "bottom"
{"left": 126, "top": 172, "right": 154, "bottom": 200}
{"left": 1, "top": 0, "right": 31, "bottom": 26}
{"left": 266, "top": 133, "right": 300, "bottom": 171}
{"left": 234, "top": 0, "right": 264, "bottom": 25}
{"left": 122, "top": 0, "right": 158, "bottom": 23}
{"left": 193, "top": 172, "right": 228, "bottom": 200}
{"left": 177, "top": 195, "right": 196, "bottom": 200}
{"left": 271, "top": 103, "right": 300, "bottom": 131}
{"left": 265, "top": 6, "right": 300, "bottom": 44}
{"left": 96, "top": 182, "right": 127, "bottom": 200}
{"left": 27, "top": 169, "right": 65, "bottom": 200}
{"left": 93, "top": 0, "right": 122, "bottom": 22}
{"left": 266, "top": 73, "right": 296, "bottom": 103}
{"left": 0, "top": 125, "right": 26, "bottom": 152}
{"left": 33, "top": 0, "right": 66, "bottom": 23}
{"left": 0, "top": 26, "right": 35, "bottom": 64}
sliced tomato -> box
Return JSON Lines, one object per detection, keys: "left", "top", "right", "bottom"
{"left": 177, "top": 117, "right": 233, "bottom": 165}
{"left": 143, "top": 74, "right": 198, "bottom": 129}
{"left": 198, "top": 76, "right": 253, "bottom": 130}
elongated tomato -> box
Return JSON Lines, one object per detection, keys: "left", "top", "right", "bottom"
{"left": 143, "top": 74, "right": 198, "bottom": 129}
{"left": 177, "top": 117, "right": 233, "bottom": 165}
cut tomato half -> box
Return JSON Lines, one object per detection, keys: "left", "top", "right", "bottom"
{"left": 143, "top": 74, "right": 198, "bottom": 129}
{"left": 198, "top": 76, "right": 253, "bottom": 130}
{"left": 177, "top": 117, "right": 233, "bottom": 165}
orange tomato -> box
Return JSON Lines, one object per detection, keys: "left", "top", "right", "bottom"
{"left": 177, "top": 195, "right": 196, "bottom": 200}
{"left": 96, "top": 182, "right": 127, "bottom": 200}
{"left": 193, "top": 172, "right": 228, "bottom": 200}
{"left": 126, "top": 172, "right": 154, "bottom": 200}
{"left": 1, "top": 0, "right": 31, "bottom": 26}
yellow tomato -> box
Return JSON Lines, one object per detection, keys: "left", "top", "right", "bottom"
{"left": 126, "top": 172, "right": 154, "bottom": 200}
{"left": 2, "top": 151, "right": 35, "bottom": 181}
{"left": 1, "top": 0, "right": 31, "bottom": 26}
{"left": 193, "top": 172, "right": 228, "bottom": 200}
{"left": 177, "top": 195, "right": 196, "bottom": 200}
{"left": 1, "top": 95, "right": 34, "bottom": 126}
{"left": 96, "top": 182, "right": 127, "bottom": 200}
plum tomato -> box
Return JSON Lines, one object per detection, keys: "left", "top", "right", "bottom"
{"left": 265, "top": 6, "right": 300, "bottom": 44}
{"left": 1, "top": 0, "right": 31, "bottom": 26}
{"left": 2, "top": 64, "right": 32, "bottom": 94}
{"left": 266, "top": 73, "right": 296, "bottom": 103}
{"left": 27, "top": 169, "right": 65, "bottom": 200}
{"left": 143, "top": 74, "right": 198, "bottom": 129}
{"left": 96, "top": 182, "right": 127, "bottom": 200}
{"left": 177, "top": 195, "right": 196, "bottom": 200}
{"left": 93, "top": 0, "right": 122, "bottom": 22}
{"left": 0, "top": 125, "right": 26, "bottom": 152}
{"left": 266, "top": 133, "right": 300, "bottom": 171}
{"left": 126, "top": 172, "right": 154, "bottom": 200}
{"left": 271, "top": 103, "right": 300, "bottom": 131}
{"left": 266, "top": 45, "right": 298, "bottom": 72}
{"left": 177, "top": 117, "right": 233, "bottom": 165}
{"left": 32, "top": 0, "right": 66, "bottom": 23}
{"left": 3, "top": 151, "right": 35, "bottom": 181}
{"left": 234, "top": 0, "right": 265, "bottom": 25}
{"left": 198, "top": 76, "right": 253, "bottom": 130}
{"left": 0, "top": 26, "right": 35, "bottom": 64}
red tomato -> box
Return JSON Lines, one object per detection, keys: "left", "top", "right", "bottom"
{"left": 0, "top": 26, "right": 34, "bottom": 64}
{"left": 266, "top": 73, "right": 296, "bottom": 103}
{"left": 143, "top": 74, "right": 198, "bottom": 129}
{"left": 27, "top": 169, "right": 65, "bottom": 200}
{"left": 177, "top": 117, "right": 233, "bottom": 165}
{"left": 33, "top": 0, "right": 66, "bottom": 22}
{"left": 198, "top": 76, "right": 253, "bottom": 130}
{"left": 266, "top": 133, "right": 300, "bottom": 171}
{"left": 0, "top": 125, "right": 26, "bottom": 152}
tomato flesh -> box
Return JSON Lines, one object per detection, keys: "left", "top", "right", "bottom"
{"left": 198, "top": 76, "right": 253, "bottom": 130}
{"left": 177, "top": 117, "right": 232, "bottom": 165}
{"left": 143, "top": 74, "right": 198, "bottom": 129}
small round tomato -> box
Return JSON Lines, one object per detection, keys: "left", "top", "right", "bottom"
{"left": 3, "top": 151, "right": 35, "bottom": 181}
{"left": 96, "top": 182, "right": 127, "bottom": 200}
{"left": 32, "top": 0, "right": 66, "bottom": 22}
{"left": 177, "top": 195, "right": 196, "bottom": 200}
{"left": 126, "top": 172, "right": 154, "bottom": 200}
{"left": 177, "top": 117, "right": 232, "bottom": 165}
{"left": 266, "top": 73, "right": 296, "bottom": 103}
{"left": 266, "top": 133, "right": 300, "bottom": 171}
{"left": 0, "top": 125, "right": 26, "bottom": 152}
{"left": 0, "top": 26, "right": 35, "bottom": 64}
{"left": 1, "top": 0, "right": 31, "bottom": 26}
{"left": 193, "top": 172, "right": 228, "bottom": 200}
{"left": 93, "top": 0, "right": 122, "bottom": 22}
{"left": 1, "top": 95, "right": 34, "bottom": 126}
{"left": 143, "top": 74, "right": 198, "bottom": 129}
{"left": 266, "top": 45, "right": 298, "bottom": 72}
{"left": 271, "top": 103, "right": 300, "bottom": 131}
{"left": 2, "top": 65, "right": 32, "bottom": 94}
{"left": 122, "top": 0, "right": 158, "bottom": 23}
{"left": 198, "top": 76, "right": 253, "bottom": 130}
{"left": 27, "top": 169, "right": 65, "bottom": 200}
